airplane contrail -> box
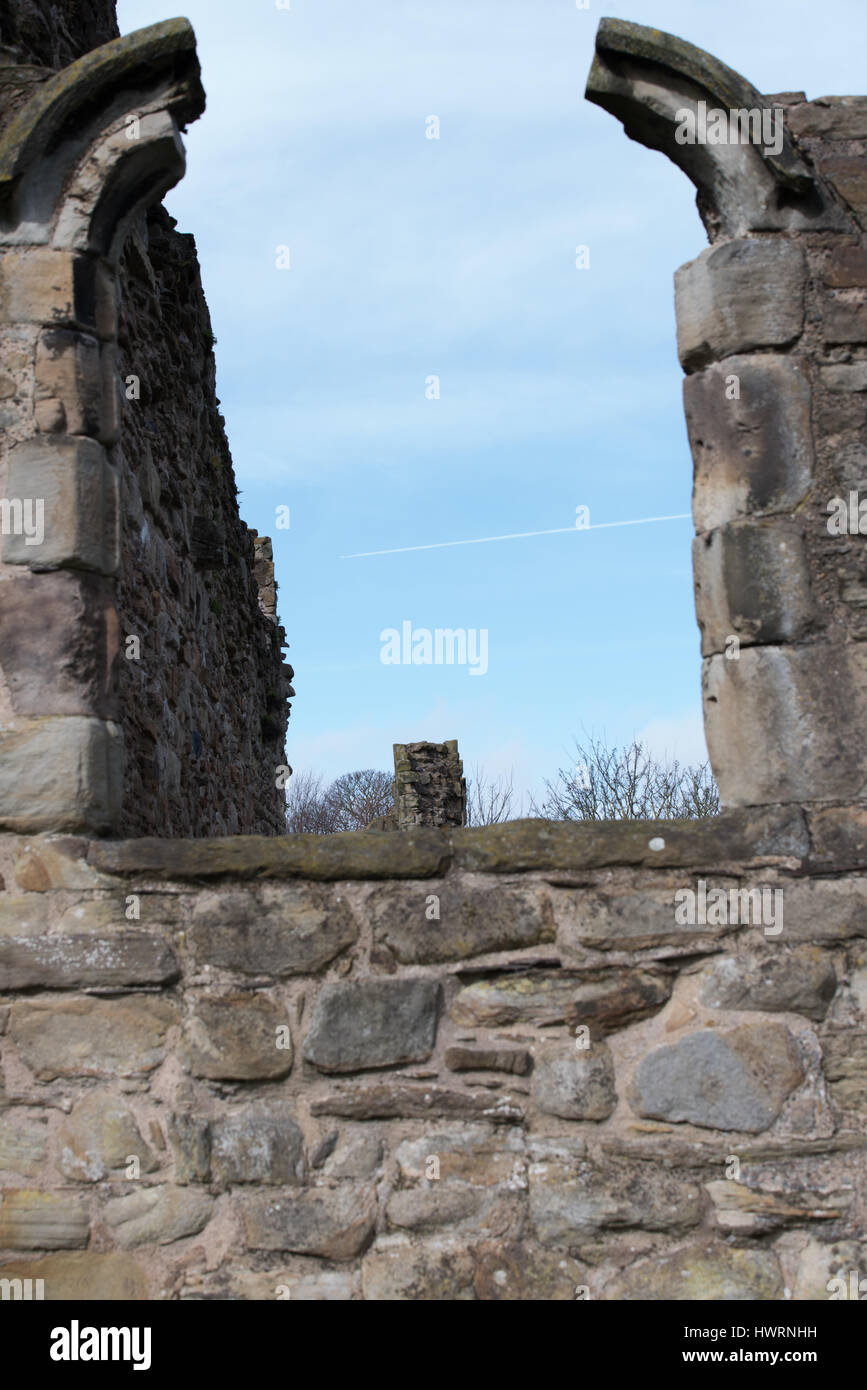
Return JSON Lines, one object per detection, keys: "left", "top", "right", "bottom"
{"left": 341, "top": 512, "right": 691, "bottom": 559}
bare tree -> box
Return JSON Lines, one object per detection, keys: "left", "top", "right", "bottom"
{"left": 285, "top": 768, "right": 394, "bottom": 833}
{"left": 465, "top": 765, "right": 516, "bottom": 826}
{"left": 532, "top": 737, "right": 719, "bottom": 822}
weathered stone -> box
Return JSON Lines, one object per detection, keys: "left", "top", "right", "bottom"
{"left": 473, "top": 1241, "right": 585, "bottom": 1300}
{"left": 821, "top": 1031, "right": 867, "bottom": 1114}
{"left": 699, "top": 948, "right": 837, "bottom": 1021}
{"left": 791, "top": 1238, "right": 866, "bottom": 1301}
{"left": 58, "top": 1093, "right": 156, "bottom": 1182}
{"left": 554, "top": 885, "right": 735, "bottom": 954}
{"left": 819, "top": 362, "right": 867, "bottom": 392}
{"left": 0, "top": 1188, "right": 88, "bottom": 1249}
{"left": 0, "top": 1114, "right": 47, "bottom": 1175}
{"left": 768, "top": 878, "right": 867, "bottom": 942}
{"left": 693, "top": 520, "right": 817, "bottom": 656}
{"left": 241, "top": 1185, "right": 376, "bottom": 1260}
{"left": 392, "top": 739, "right": 466, "bottom": 828}
{"left": 0, "top": 717, "right": 123, "bottom": 835}
{"left": 302, "top": 978, "right": 440, "bottom": 1074}
{"left": 210, "top": 1105, "right": 304, "bottom": 1186}
{"left": 394, "top": 1128, "right": 527, "bottom": 1187}
{"left": 444, "top": 1045, "right": 532, "bottom": 1075}
{"left": 822, "top": 293, "right": 867, "bottom": 345}
{"left": 532, "top": 1043, "right": 617, "bottom": 1120}
{"left": 602, "top": 1241, "right": 784, "bottom": 1300}
{"left": 450, "top": 969, "right": 670, "bottom": 1034}
{"left": 9, "top": 995, "right": 177, "bottom": 1079}
{"left": 788, "top": 97, "right": 867, "bottom": 142}
{"left": 630, "top": 1023, "right": 804, "bottom": 1132}
{"left": 182, "top": 1267, "right": 355, "bottom": 1301}
{"left": 531, "top": 1163, "right": 701, "bottom": 1247}
{"left": 188, "top": 885, "right": 357, "bottom": 975}
{"left": 684, "top": 355, "right": 813, "bottom": 532}
{"left": 311, "top": 1083, "right": 525, "bottom": 1125}
{"left": 808, "top": 808, "right": 867, "bottom": 872}
{"left": 0, "top": 896, "right": 53, "bottom": 937}
{"left": 104, "top": 1185, "right": 214, "bottom": 1248}
{"left": 819, "top": 155, "right": 867, "bottom": 225}
{"left": 369, "top": 879, "right": 553, "bottom": 963}
{"left": 13, "top": 837, "right": 103, "bottom": 892}
{"left": 324, "top": 1134, "right": 384, "bottom": 1179}
{"left": 0, "top": 249, "right": 116, "bottom": 336}
{"left": 675, "top": 241, "right": 806, "bottom": 372}
{"left": 361, "top": 1242, "right": 475, "bottom": 1300}
{"left": 705, "top": 1178, "right": 850, "bottom": 1233}
{"left": 0, "top": 572, "right": 120, "bottom": 718}
{"left": 0, "top": 1252, "right": 148, "bottom": 1301}
{"left": 0, "top": 931, "right": 178, "bottom": 990}
{"left": 386, "top": 1185, "right": 486, "bottom": 1231}
{"left": 166, "top": 1113, "right": 211, "bottom": 1184}
{"left": 34, "top": 328, "right": 105, "bottom": 438}
{"left": 824, "top": 245, "right": 867, "bottom": 287}
{"left": 184, "top": 993, "right": 292, "bottom": 1081}
{"left": 2, "top": 437, "right": 119, "bottom": 574}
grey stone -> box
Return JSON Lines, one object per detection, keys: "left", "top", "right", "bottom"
{"left": 241, "top": 1184, "right": 377, "bottom": 1260}
{"left": 675, "top": 240, "right": 806, "bottom": 372}
{"left": 2, "top": 437, "right": 119, "bottom": 575}
{"left": 450, "top": 969, "right": 670, "bottom": 1033}
{"left": 0, "top": 931, "right": 178, "bottom": 990}
{"left": 532, "top": 1043, "right": 617, "bottom": 1120}
{"left": 386, "top": 1185, "right": 485, "bottom": 1231}
{"left": 58, "top": 1093, "right": 156, "bottom": 1181}
{"left": 369, "top": 879, "right": 554, "bottom": 963}
{"left": 311, "top": 1082, "right": 524, "bottom": 1125}
{"left": 0, "top": 717, "right": 123, "bottom": 835}
{"left": 531, "top": 1164, "right": 702, "bottom": 1247}
{"left": 323, "top": 1134, "right": 384, "bottom": 1179}
{"left": 210, "top": 1105, "right": 304, "bottom": 1185}
{"left": 693, "top": 520, "right": 817, "bottom": 656}
{"left": 302, "top": 978, "right": 440, "bottom": 1074}
{"left": 684, "top": 355, "right": 813, "bottom": 532}
{"left": 0, "top": 1116, "right": 48, "bottom": 1175}
{"left": 188, "top": 885, "right": 357, "bottom": 976}
{"left": 9, "top": 996, "right": 177, "bottom": 1079}
{"left": 104, "top": 1185, "right": 214, "bottom": 1248}
{"left": 699, "top": 948, "right": 837, "bottom": 1021}
{"left": 630, "top": 1023, "right": 804, "bottom": 1132}
{"left": 166, "top": 1113, "right": 211, "bottom": 1184}
{"left": 361, "top": 1243, "right": 475, "bottom": 1300}
{"left": 183, "top": 993, "right": 292, "bottom": 1081}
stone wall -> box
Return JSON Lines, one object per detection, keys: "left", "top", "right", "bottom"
{"left": 0, "top": 815, "right": 863, "bottom": 1300}
{"left": 0, "top": 7, "right": 292, "bottom": 840}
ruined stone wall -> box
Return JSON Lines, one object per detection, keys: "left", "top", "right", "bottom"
{"left": 0, "top": 815, "right": 864, "bottom": 1300}
{"left": 0, "top": 2, "right": 292, "bottom": 840}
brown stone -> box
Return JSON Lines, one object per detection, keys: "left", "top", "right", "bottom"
{"left": 369, "top": 878, "right": 554, "bottom": 963}
{"left": 0, "top": 572, "right": 120, "bottom": 719}
{"left": 311, "top": 1082, "right": 525, "bottom": 1124}
{"left": 450, "top": 969, "right": 671, "bottom": 1034}
{"left": 241, "top": 1184, "right": 376, "bottom": 1260}
{"left": 0, "top": 1188, "right": 88, "bottom": 1249}
{"left": 0, "top": 931, "right": 178, "bottom": 990}
{"left": 183, "top": 993, "right": 292, "bottom": 1080}
{"left": 444, "top": 1045, "right": 532, "bottom": 1075}
{"left": 0, "top": 1252, "right": 148, "bottom": 1300}
{"left": 188, "top": 884, "right": 357, "bottom": 976}
{"left": 8, "top": 995, "right": 177, "bottom": 1079}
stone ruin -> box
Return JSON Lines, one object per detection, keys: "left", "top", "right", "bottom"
{"left": 0, "top": 8, "right": 865, "bottom": 1301}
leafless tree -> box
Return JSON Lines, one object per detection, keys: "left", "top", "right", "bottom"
{"left": 284, "top": 768, "right": 394, "bottom": 833}
{"left": 465, "top": 765, "right": 516, "bottom": 826}
{"left": 531, "top": 737, "right": 719, "bottom": 821}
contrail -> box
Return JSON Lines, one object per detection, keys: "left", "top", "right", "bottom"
{"left": 341, "top": 513, "right": 691, "bottom": 559}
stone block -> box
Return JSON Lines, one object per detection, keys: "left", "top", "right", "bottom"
{"left": 0, "top": 571, "right": 120, "bottom": 718}
{"left": 601, "top": 1241, "right": 783, "bottom": 1300}
{"left": 241, "top": 1185, "right": 376, "bottom": 1260}
{"left": 531, "top": 1043, "right": 617, "bottom": 1120}
{"left": 166, "top": 1114, "right": 210, "bottom": 1184}
{"left": 210, "top": 1105, "right": 304, "bottom": 1186}
{"left": 0, "top": 1114, "right": 48, "bottom": 1175}
{"left": 703, "top": 643, "right": 867, "bottom": 806}
{"left": 444, "top": 1045, "right": 532, "bottom": 1075}
{"left": 311, "top": 1082, "right": 524, "bottom": 1125}
{"left": 393, "top": 1128, "right": 526, "bottom": 1187}
{"left": 0, "top": 1251, "right": 147, "bottom": 1300}
{"left": 302, "top": 978, "right": 440, "bottom": 1074}
{"left": 450, "top": 969, "right": 670, "bottom": 1034}
{"left": 675, "top": 240, "right": 806, "bottom": 372}
{"left": 0, "top": 931, "right": 178, "bottom": 990}
{"left": 34, "top": 329, "right": 104, "bottom": 438}
{"left": 104, "top": 1185, "right": 214, "bottom": 1248}
{"left": 821, "top": 293, "right": 867, "bottom": 344}
{"left": 473, "top": 1241, "right": 585, "bottom": 1300}
{"left": 819, "top": 155, "right": 867, "bottom": 225}
{"left": 58, "top": 1094, "right": 156, "bottom": 1182}
{"left": 369, "top": 878, "right": 554, "bottom": 963}
{"left": 0, "top": 716, "right": 123, "bottom": 834}
{"left": 8, "top": 995, "right": 177, "bottom": 1079}
{"left": 693, "top": 520, "right": 817, "bottom": 656}
{"left": 13, "top": 838, "right": 103, "bottom": 892}
{"left": 2, "top": 436, "right": 119, "bottom": 574}
{"left": 0, "top": 250, "right": 116, "bottom": 338}
{"left": 183, "top": 993, "right": 292, "bottom": 1081}
{"left": 683, "top": 355, "right": 813, "bottom": 531}
{"left": 361, "top": 1242, "right": 475, "bottom": 1300}
{"left": 629, "top": 1023, "right": 804, "bottom": 1132}
{"left": 0, "top": 1189, "right": 88, "bottom": 1250}
{"left": 188, "top": 884, "right": 357, "bottom": 976}
{"left": 824, "top": 246, "right": 867, "bottom": 287}
{"left": 819, "top": 362, "right": 867, "bottom": 392}
{"left": 699, "top": 947, "right": 837, "bottom": 1020}
{"left": 530, "top": 1162, "right": 701, "bottom": 1247}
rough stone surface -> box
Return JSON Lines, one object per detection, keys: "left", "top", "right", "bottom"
{"left": 675, "top": 241, "right": 806, "bottom": 371}
{"left": 0, "top": 1252, "right": 148, "bottom": 1301}
{"left": 183, "top": 993, "right": 292, "bottom": 1081}
{"left": 188, "top": 886, "right": 357, "bottom": 976}
{"left": 0, "top": 1188, "right": 88, "bottom": 1249}
{"left": 104, "top": 1185, "right": 214, "bottom": 1248}
{"left": 302, "top": 979, "right": 441, "bottom": 1074}
{"left": 241, "top": 1185, "right": 377, "bottom": 1260}
{"left": 451, "top": 969, "right": 671, "bottom": 1033}
{"left": 699, "top": 948, "right": 837, "bottom": 1021}
{"left": 532, "top": 1043, "right": 617, "bottom": 1120}
{"left": 369, "top": 879, "right": 554, "bottom": 963}
{"left": 210, "top": 1105, "right": 305, "bottom": 1186}
{"left": 630, "top": 1024, "right": 805, "bottom": 1132}
{"left": 602, "top": 1242, "right": 784, "bottom": 1300}
{"left": 58, "top": 1093, "right": 156, "bottom": 1181}
{"left": 8, "top": 995, "right": 177, "bottom": 1079}
{"left": 0, "top": 931, "right": 178, "bottom": 989}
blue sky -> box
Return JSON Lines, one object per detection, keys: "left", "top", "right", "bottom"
{"left": 117, "top": 0, "right": 867, "bottom": 806}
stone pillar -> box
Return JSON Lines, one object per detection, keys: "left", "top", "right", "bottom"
{"left": 393, "top": 740, "right": 467, "bottom": 828}
{"left": 586, "top": 19, "right": 867, "bottom": 809}
{"left": 0, "top": 21, "right": 204, "bottom": 832}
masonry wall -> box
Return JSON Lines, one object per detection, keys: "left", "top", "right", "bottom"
{"left": 0, "top": 817, "right": 864, "bottom": 1300}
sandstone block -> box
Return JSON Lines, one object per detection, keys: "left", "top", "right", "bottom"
{"left": 699, "top": 947, "right": 837, "bottom": 1020}
{"left": 630, "top": 1023, "right": 804, "bottom": 1132}
{"left": 183, "top": 993, "right": 292, "bottom": 1081}
{"left": 693, "top": 520, "right": 817, "bottom": 656}
{"left": 0, "top": 1251, "right": 147, "bottom": 1300}
{"left": 302, "top": 978, "right": 440, "bottom": 1074}
{"left": 0, "top": 1189, "right": 88, "bottom": 1250}
{"left": 0, "top": 571, "right": 120, "bottom": 718}
{"left": 0, "top": 1115, "right": 48, "bottom": 1175}
{"left": 683, "top": 355, "right": 813, "bottom": 532}
{"left": 393, "top": 1128, "right": 526, "bottom": 1187}
{"left": 0, "top": 717, "right": 123, "bottom": 834}
{"left": 473, "top": 1241, "right": 584, "bottom": 1300}
{"left": 532, "top": 1043, "right": 616, "bottom": 1120}
{"left": 0, "top": 250, "right": 116, "bottom": 338}
{"left": 602, "top": 1241, "right": 783, "bottom": 1300}
{"left": 675, "top": 240, "right": 806, "bottom": 372}
{"left": 104, "top": 1185, "right": 214, "bottom": 1248}
{"left": 210, "top": 1105, "right": 304, "bottom": 1186}
{"left": 450, "top": 969, "right": 670, "bottom": 1033}
{"left": 369, "top": 878, "right": 554, "bottom": 963}
{"left": 2, "top": 436, "right": 119, "bottom": 574}
{"left": 9, "top": 995, "right": 177, "bottom": 1079}
{"left": 58, "top": 1094, "right": 156, "bottom": 1182}
{"left": 241, "top": 1185, "right": 376, "bottom": 1260}
{"left": 361, "top": 1242, "right": 475, "bottom": 1300}
{"left": 531, "top": 1163, "right": 701, "bottom": 1247}
{"left": 444, "top": 1045, "right": 532, "bottom": 1075}
{"left": 0, "top": 931, "right": 178, "bottom": 990}
{"left": 34, "top": 329, "right": 104, "bottom": 438}
{"left": 188, "top": 884, "right": 357, "bottom": 976}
